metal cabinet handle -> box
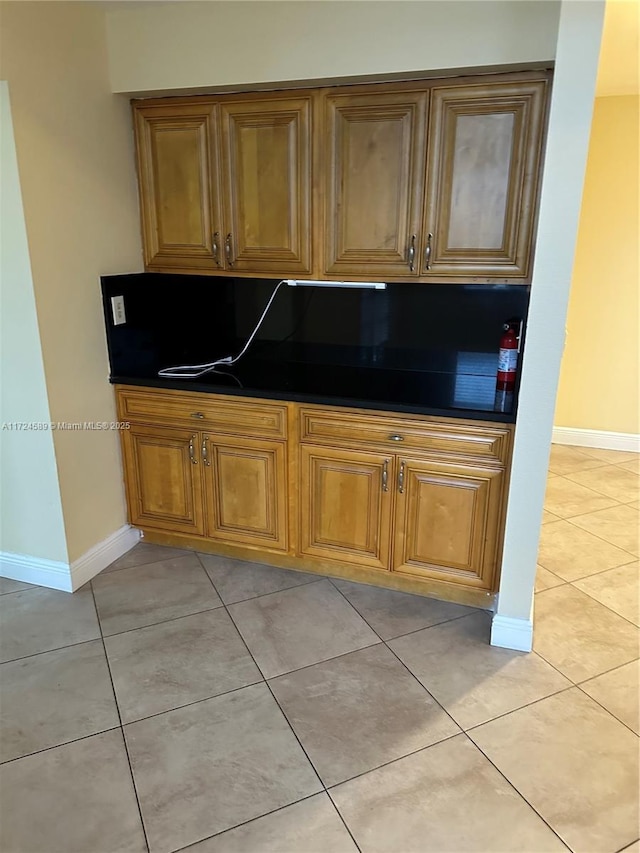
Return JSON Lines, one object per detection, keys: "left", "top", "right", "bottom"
{"left": 191, "top": 412, "right": 205, "bottom": 419}
{"left": 424, "top": 232, "right": 433, "bottom": 270}
{"left": 225, "top": 233, "right": 234, "bottom": 267}
{"left": 189, "top": 435, "right": 198, "bottom": 465}
{"left": 201, "top": 435, "right": 210, "bottom": 467}
{"left": 408, "top": 234, "right": 416, "bottom": 272}
{"left": 398, "top": 461, "right": 405, "bottom": 494}
{"left": 382, "top": 459, "right": 389, "bottom": 492}
{"left": 212, "top": 232, "right": 221, "bottom": 267}
{"left": 388, "top": 434, "right": 404, "bottom": 442}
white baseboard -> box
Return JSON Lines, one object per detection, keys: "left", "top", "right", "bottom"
{"left": 0, "top": 552, "right": 73, "bottom": 592}
{"left": 552, "top": 427, "right": 640, "bottom": 453}
{"left": 0, "top": 525, "right": 140, "bottom": 593}
{"left": 70, "top": 525, "right": 140, "bottom": 591}
{"left": 491, "top": 614, "right": 533, "bottom": 652}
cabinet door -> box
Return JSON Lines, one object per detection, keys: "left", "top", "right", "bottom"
{"left": 134, "top": 103, "right": 223, "bottom": 270}
{"left": 204, "top": 436, "right": 288, "bottom": 552}
{"left": 299, "top": 445, "right": 392, "bottom": 570}
{"left": 121, "top": 424, "right": 205, "bottom": 535}
{"left": 393, "top": 458, "right": 504, "bottom": 589}
{"left": 324, "top": 90, "right": 427, "bottom": 277}
{"left": 422, "top": 79, "right": 548, "bottom": 280}
{"left": 220, "top": 96, "right": 312, "bottom": 274}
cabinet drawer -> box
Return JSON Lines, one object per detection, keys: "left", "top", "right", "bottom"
{"left": 116, "top": 387, "right": 287, "bottom": 439}
{"left": 298, "top": 406, "right": 510, "bottom": 465}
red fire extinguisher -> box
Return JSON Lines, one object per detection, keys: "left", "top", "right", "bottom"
{"left": 496, "top": 324, "right": 519, "bottom": 392}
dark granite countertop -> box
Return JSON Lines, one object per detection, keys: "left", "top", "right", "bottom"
{"left": 103, "top": 273, "right": 526, "bottom": 424}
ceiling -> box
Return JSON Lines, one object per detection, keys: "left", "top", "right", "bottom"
{"left": 596, "top": 0, "right": 640, "bottom": 96}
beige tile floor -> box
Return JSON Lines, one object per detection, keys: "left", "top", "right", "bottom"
{"left": 0, "top": 443, "right": 638, "bottom": 853}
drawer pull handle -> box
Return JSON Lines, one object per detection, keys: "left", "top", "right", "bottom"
{"left": 201, "top": 435, "right": 210, "bottom": 467}
{"left": 191, "top": 412, "right": 205, "bottom": 419}
{"left": 189, "top": 435, "right": 198, "bottom": 465}
{"left": 388, "top": 434, "right": 404, "bottom": 442}
{"left": 382, "top": 459, "right": 389, "bottom": 492}
{"left": 398, "top": 460, "right": 405, "bottom": 494}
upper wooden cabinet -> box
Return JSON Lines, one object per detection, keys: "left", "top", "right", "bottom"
{"left": 219, "top": 97, "right": 312, "bottom": 274}
{"left": 324, "top": 90, "right": 427, "bottom": 278}
{"left": 134, "top": 103, "right": 222, "bottom": 270}
{"left": 422, "top": 78, "right": 548, "bottom": 280}
{"left": 132, "top": 71, "right": 549, "bottom": 283}
{"left": 134, "top": 93, "right": 313, "bottom": 275}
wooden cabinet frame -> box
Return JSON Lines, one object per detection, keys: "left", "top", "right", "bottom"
{"left": 133, "top": 70, "right": 550, "bottom": 284}
{"left": 116, "top": 387, "right": 512, "bottom": 607}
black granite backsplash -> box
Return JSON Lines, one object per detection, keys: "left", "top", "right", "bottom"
{"left": 101, "top": 273, "right": 529, "bottom": 422}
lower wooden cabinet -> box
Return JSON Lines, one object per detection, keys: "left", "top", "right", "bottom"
{"left": 205, "top": 435, "right": 288, "bottom": 551}
{"left": 122, "top": 423, "right": 205, "bottom": 536}
{"left": 117, "top": 387, "right": 512, "bottom": 601}
{"left": 121, "top": 418, "right": 288, "bottom": 552}
{"left": 392, "top": 458, "right": 504, "bottom": 588}
{"left": 299, "top": 445, "right": 392, "bottom": 570}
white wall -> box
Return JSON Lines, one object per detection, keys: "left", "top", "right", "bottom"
{"left": 0, "top": 2, "right": 143, "bottom": 567}
{"left": 493, "top": 0, "right": 605, "bottom": 650}
{"left": 0, "top": 83, "right": 69, "bottom": 565}
{"left": 106, "top": 0, "right": 560, "bottom": 94}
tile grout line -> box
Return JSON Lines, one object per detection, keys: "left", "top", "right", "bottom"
{"left": 463, "top": 729, "right": 573, "bottom": 852}
{"left": 327, "top": 577, "right": 468, "bottom": 748}
{"left": 168, "top": 791, "right": 339, "bottom": 853}
{"left": 535, "top": 582, "right": 640, "bottom": 630}
{"left": 525, "top": 639, "right": 640, "bottom": 734}
{"left": 573, "top": 682, "right": 640, "bottom": 739}
{"left": 537, "top": 554, "right": 637, "bottom": 585}
{"left": 194, "top": 554, "right": 363, "bottom": 853}
{"left": 89, "top": 581, "right": 151, "bottom": 853}
{"left": 0, "top": 634, "right": 104, "bottom": 666}
{"left": 0, "top": 724, "right": 122, "bottom": 768}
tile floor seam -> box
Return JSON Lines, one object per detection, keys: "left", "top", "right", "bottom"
{"left": 577, "top": 657, "right": 640, "bottom": 686}
{"left": 327, "top": 576, "right": 467, "bottom": 739}
{"left": 92, "top": 601, "right": 226, "bottom": 640}
{"left": 90, "top": 594, "right": 226, "bottom": 639}
{"left": 99, "top": 553, "right": 188, "bottom": 576}
{"left": 195, "top": 553, "right": 329, "bottom": 802}
{"left": 0, "top": 635, "right": 102, "bottom": 666}
{"left": 540, "top": 553, "right": 638, "bottom": 585}
{"left": 615, "top": 839, "right": 640, "bottom": 853}
{"left": 167, "top": 792, "right": 355, "bottom": 853}
{"left": 566, "top": 581, "right": 640, "bottom": 629}
{"left": 194, "top": 552, "right": 462, "bottom": 836}
{"left": 529, "top": 629, "right": 640, "bottom": 692}
{"left": 573, "top": 682, "right": 640, "bottom": 739}
{"left": 325, "top": 575, "right": 485, "bottom": 642}
{"left": 0, "top": 724, "right": 122, "bottom": 767}
{"left": 117, "top": 678, "right": 266, "bottom": 727}
{"left": 321, "top": 729, "right": 463, "bottom": 792}
{"left": 462, "top": 683, "right": 576, "bottom": 735}
{"left": 219, "top": 574, "right": 327, "bottom": 607}
{"left": 562, "top": 472, "right": 640, "bottom": 503}
{"left": 89, "top": 583, "right": 151, "bottom": 853}
{"left": 461, "top": 729, "right": 574, "bottom": 852}
{"left": 562, "top": 511, "right": 639, "bottom": 546}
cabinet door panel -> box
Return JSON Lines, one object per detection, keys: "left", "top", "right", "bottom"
{"left": 324, "top": 90, "right": 427, "bottom": 277}
{"left": 134, "top": 103, "right": 222, "bottom": 270}
{"left": 205, "top": 437, "right": 288, "bottom": 552}
{"left": 423, "top": 79, "right": 547, "bottom": 279}
{"left": 299, "top": 445, "right": 392, "bottom": 570}
{"left": 221, "top": 97, "right": 312, "bottom": 273}
{"left": 122, "top": 424, "right": 204, "bottom": 535}
{"left": 393, "top": 458, "right": 503, "bottom": 589}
